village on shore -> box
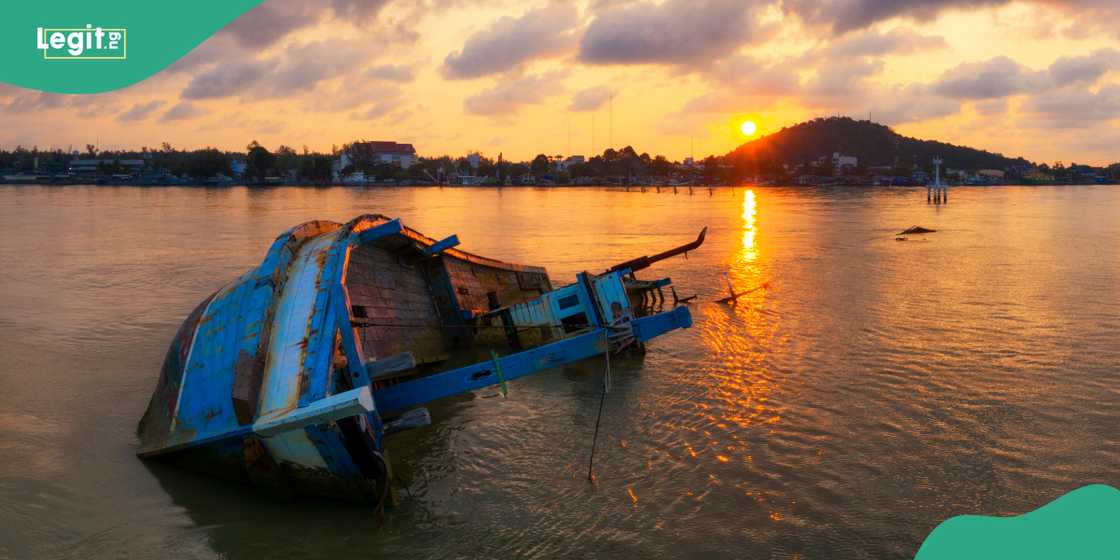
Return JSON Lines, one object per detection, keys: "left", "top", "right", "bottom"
{"left": 5, "top": 118, "right": 1119, "bottom": 187}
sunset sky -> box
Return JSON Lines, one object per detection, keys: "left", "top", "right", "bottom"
{"left": 2, "top": 0, "right": 1119, "bottom": 164}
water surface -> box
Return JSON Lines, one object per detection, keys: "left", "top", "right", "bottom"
{"left": 0, "top": 185, "right": 1117, "bottom": 559}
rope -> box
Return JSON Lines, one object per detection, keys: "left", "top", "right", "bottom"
{"left": 586, "top": 333, "right": 611, "bottom": 482}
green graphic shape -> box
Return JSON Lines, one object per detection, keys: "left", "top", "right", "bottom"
{"left": 916, "top": 484, "right": 1119, "bottom": 559}
{"left": 1, "top": 1, "right": 264, "bottom": 93}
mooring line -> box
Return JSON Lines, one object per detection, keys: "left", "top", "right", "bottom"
{"left": 586, "top": 334, "right": 611, "bottom": 482}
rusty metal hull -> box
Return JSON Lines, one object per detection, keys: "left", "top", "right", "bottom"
{"left": 137, "top": 214, "right": 695, "bottom": 503}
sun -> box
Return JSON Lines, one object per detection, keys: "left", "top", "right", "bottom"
{"left": 740, "top": 120, "right": 758, "bottom": 137}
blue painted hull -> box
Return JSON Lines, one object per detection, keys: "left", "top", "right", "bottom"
{"left": 137, "top": 214, "right": 694, "bottom": 504}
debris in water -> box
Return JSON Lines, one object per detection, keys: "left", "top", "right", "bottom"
{"left": 898, "top": 225, "right": 937, "bottom": 235}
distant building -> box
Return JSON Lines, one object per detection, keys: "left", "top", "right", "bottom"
{"left": 343, "top": 141, "right": 416, "bottom": 169}
{"left": 69, "top": 158, "right": 144, "bottom": 175}
{"left": 977, "top": 169, "right": 1005, "bottom": 179}
{"left": 831, "top": 152, "right": 858, "bottom": 170}
{"left": 558, "top": 155, "right": 585, "bottom": 171}
{"left": 231, "top": 160, "right": 247, "bottom": 178}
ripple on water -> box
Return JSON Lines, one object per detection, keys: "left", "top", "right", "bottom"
{"left": 0, "top": 185, "right": 1118, "bottom": 559}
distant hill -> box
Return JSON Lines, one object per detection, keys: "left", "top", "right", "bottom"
{"left": 728, "top": 117, "right": 1032, "bottom": 171}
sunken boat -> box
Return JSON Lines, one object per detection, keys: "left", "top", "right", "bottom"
{"left": 137, "top": 214, "right": 702, "bottom": 505}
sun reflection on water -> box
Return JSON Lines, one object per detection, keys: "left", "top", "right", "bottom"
{"left": 742, "top": 189, "right": 757, "bottom": 263}
{"left": 684, "top": 186, "right": 782, "bottom": 474}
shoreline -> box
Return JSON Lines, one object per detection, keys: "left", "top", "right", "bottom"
{"left": 0, "top": 181, "right": 1115, "bottom": 188}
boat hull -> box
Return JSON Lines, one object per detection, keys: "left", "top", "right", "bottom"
{"left": 137, "top": 214, "right": 694, "bottom": 503}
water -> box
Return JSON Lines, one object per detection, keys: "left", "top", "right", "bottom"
{"left": 0, "top": 185, "right": 1117, "bottom": 559}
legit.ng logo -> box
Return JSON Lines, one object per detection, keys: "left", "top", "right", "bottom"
{"left": 36, "top": 25, "right": 126, "bottom": 60}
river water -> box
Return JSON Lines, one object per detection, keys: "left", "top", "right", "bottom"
{"left": 0, "top": 185, "right": 1117, "bottom": 559}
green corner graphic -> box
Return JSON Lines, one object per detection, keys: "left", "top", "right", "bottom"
{"left": 1, "top": 1, "right": 264, "bottom": 93}
{"left": 916, "top": 484, "right": 1120, "bottom": 559}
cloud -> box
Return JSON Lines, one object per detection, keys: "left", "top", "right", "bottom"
{"left": 701, "top": 55, "right": 801, "bottom": 95}
{"left": 160, "top": 101, "right": 207, "bottom": 122}
{"left": 868, "top": 84, "right": 961, "bottom": 123}
{"left": 931, "top": 48, "right": 1117, "bottom": 101}
{"left": 221, "top": 0, "right": 319, "bottom": 48}
{"left": 352, "top": 87, "right": 407, "bottom": 119}
{"left": 220, "top": 0, "right": 391, "bottom": 48}
{"left": 163, "top": 35, "right": 239, "bottom": 74}
{"left": 182, "top": 60, "right": 271, "bottom": 99}
{"left": 806, "top": 58, "right": 884, "bottom": 99}
{"left": 116, "top": 100, "right": 166, "bottom": 123}
{"left": 782, "top": 0, "right": 1007, "bottom": 34}
{"left": 268, "top": 39, "right": 368, "bottom": 93}
{"left": 827, "top": 28, "right": 947, "bottom": 58}
{"left": 1035, "top": 0, "right": 1120, "bottom": 40}
{"left": 932, "top": 56, "right": 1041, "bottom": 99}
{"left": 0, "top": 86, "right": 121, "bottom": 116}
{"left": 1, "top": 91, "right": 68, "bottom": 113}
{"left": 179, "top": 37, "right": 368, "bottom": 100}
{"left": 579, "top": 0, "right": 760, "bottom": 65}
{"left": 1022, "top": 84, "right": 1120, "bottom": 126}
{"left": 366, "top": 64, "right": 416, "bottom": 82}
{"left": 463, "top": 71, "right": 567, "bottom": 115}
{"left": 569, "top": 86, "right": 614, "bottom": 111}
{"left": 1047, "top": 48, "right": 1119, "bottom": 86}
{"left": 330, "top": 0, "right": 392, "bottom": 21}
{"left": 974, "top": 98, "right": 1008, "bottom": 115}
{"left": 443, "top": 4, "right": 579, "bottom": 79}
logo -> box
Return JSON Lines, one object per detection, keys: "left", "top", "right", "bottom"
{"left": 37, "top": 25, "right": 126, "bottom": 60}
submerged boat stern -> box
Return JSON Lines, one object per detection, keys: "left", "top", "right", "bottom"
{"left": 137, "top": 214, "right": 698, "bottom": 504}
